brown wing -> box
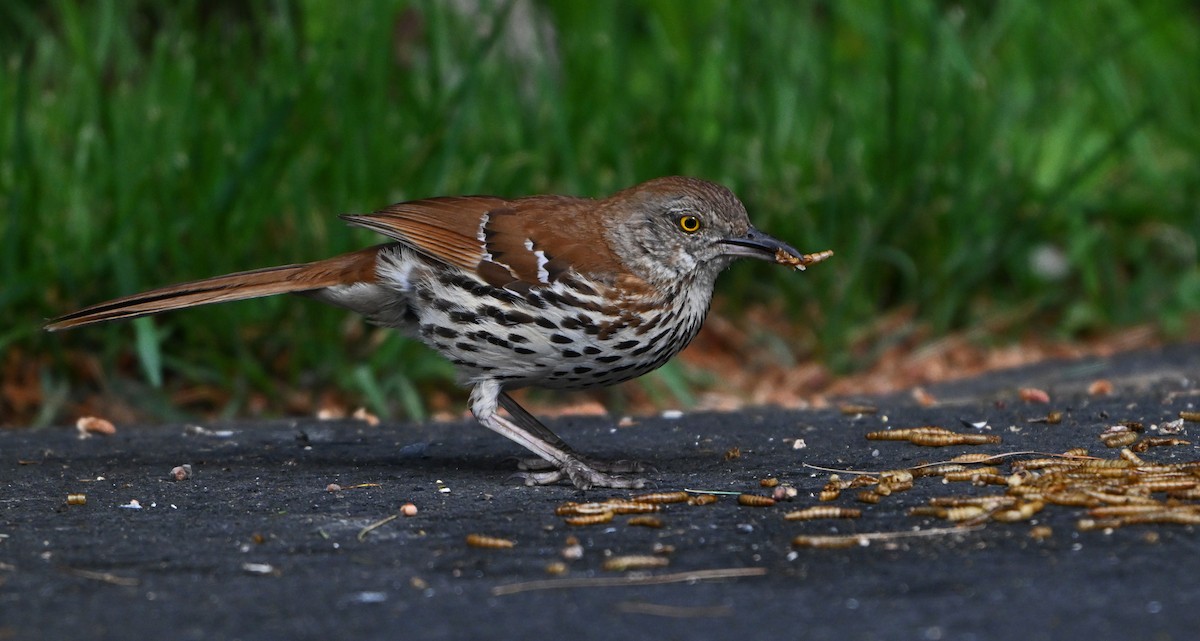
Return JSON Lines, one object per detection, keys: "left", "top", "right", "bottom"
{"left": 341, "top": 194, "right": 626, "bottom": 289}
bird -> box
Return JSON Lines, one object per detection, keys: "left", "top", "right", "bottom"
{"left": 46, "top": 176, "right": 832, "bottom": 489}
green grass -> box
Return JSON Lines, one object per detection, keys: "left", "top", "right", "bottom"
{"left": 2, "top": 0, "right": 1198, "bottom": 425}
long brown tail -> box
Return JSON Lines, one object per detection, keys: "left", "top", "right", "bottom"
{"left": 45, "top": 245, "right": 384, "bottom": 331}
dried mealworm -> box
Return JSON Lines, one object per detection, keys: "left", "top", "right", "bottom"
{"left": 1029, "top": 526, "right": 1053, "bottom": 540}
{"left": 908, "top": 432, "right": 1000, "bottom": 446}
{"left": 737, "top": 494, "right": 776, "bottom": 507}
{"left": 563, "top": 512, "right": 615, "bottom": 526}
{"left": 607, "top": 501, "right": 662, "bottom": 515}
{"left": 1141, "top": 437, "right": 1190, "bottom": 449}
{"left": 631, "top": 491, "right": 690, "bottom": 504}
{"left": 555, "top": 502, "right": 602, "bottom": 516}
{"left": 792, "top": 535, "right": 865, "bottom": 549}
{"left": 626, "top": 516, "right": 664, "bottom": 528}
{"left": 465, "top": 534, "right": 515, "bottom": 549}
{"left": 991, "top": 501, "right": 1044, "bottom": 522}
{"left": 943, "top": 506, "right": 988, "bottom": 521}
{"left": 948, "top": 453, "right": 999, "bottom": 464}
{"left": 865, "top": 426, "right": 953, "bottom": 441}
{"left": 1100, "top": 431, "right": 1138, "bottom": 448}
{"left": 783, "top": 506, "right": 862, "bottom": 521}
{"left": 602, "top": 555, "right": 669, "bottom": 571}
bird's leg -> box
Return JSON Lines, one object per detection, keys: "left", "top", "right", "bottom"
{"left": 497, "top": 392, "right": 646, "bottom": 475}
{"left": 468, "top": 381, "right": 645, "bottom": 489}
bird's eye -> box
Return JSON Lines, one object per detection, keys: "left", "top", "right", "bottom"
{"left": 678, "top": 215, "right": 702, "bottom": 233}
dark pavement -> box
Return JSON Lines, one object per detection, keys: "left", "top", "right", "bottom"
{"left": 2, "top": 344, "right": 1199, "bottom": 641}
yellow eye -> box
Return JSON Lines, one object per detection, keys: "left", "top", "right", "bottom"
{"left": 678, "top": 215, "right": 701, "bottom": 233}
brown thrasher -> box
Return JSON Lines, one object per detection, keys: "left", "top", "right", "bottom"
{"left": 47, "top": 176, "right": 832, "bottom": 488}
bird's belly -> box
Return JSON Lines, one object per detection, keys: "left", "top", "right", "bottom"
{"left": 410, "top": 278, "right": 707, "bottom": 390}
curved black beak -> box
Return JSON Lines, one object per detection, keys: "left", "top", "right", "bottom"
{"left": 717, "top": 227, "right": 803, "bottom": 263}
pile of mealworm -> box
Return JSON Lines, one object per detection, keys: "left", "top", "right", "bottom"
{"left": 464, "top": 413, "right": 1200, "bottom": 556}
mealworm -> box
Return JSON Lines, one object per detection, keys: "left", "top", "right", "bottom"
{"left": 1029, "top": 526, "right": 1053, "bottom": 540}
{"left": 865, "top": 427, "right": 954, "bottom": 441}
{"left": 783, "top": 506, "right": 862, "bottom": 521}
{"left": 626, "top": 516, "right": 664, "bottom": 528}
{"left": 818, "top": 488, "right": 841, "bottom": 502}
{"left": 948, "top": 453, "right": 999, "bottom": 464}
{"left": 602, "top": 555, "right": 669, "bottom": 571}
{"left": 1100, "top": 431, "right": 1138, "bottom": 448}
{"left": 991, "top": 500, "right": 1044, "bottom": 522}
{"left": 607, "top": 501, "right": 662, "bottom": 514}
{"left": 737, "top": 494, "right": 776, "bottom": 507}
{"left": 465, "top": 534, "right": 515, "bottom": 549}
{"left": 792, "top": 535, "right": 865, "bottom": 549}
{"left": 563, "top": 512, "right": 614, "bottom": 526}
{"left": 943, "top": 468, "right": 1001, "bottom": 482}
{"left": 630, "top": 491, "right": 690, "bottom": 504}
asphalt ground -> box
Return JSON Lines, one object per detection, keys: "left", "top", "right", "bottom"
{"left": 2, "top": 343, "right": 1199, "bottom": 641}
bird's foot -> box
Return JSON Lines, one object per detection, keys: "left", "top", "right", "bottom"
{"left": 516, "top": 456, "right": 647, "bottom": 474}
{"left": 517, "top": 457, "right": 648, "bottom": 489}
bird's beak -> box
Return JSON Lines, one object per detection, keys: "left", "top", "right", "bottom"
{"left": 718, "top": 227, "right": 803, "bottom": 262}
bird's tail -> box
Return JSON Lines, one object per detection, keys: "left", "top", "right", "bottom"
{"left": 45, "top": 245, "right": 384, "bottom": 331}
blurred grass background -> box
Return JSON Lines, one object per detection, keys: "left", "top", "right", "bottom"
{"left": 2, "top": 0, "right": 1198, "bottom": 426}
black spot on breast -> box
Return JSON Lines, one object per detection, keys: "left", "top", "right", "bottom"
{"left": 513, "top": 346, "right": 536, "bottom": 355}
{"left": 561, "top": 349, "right": 580, "bottom": 358}
{"left": 572, "top": 366, "right": 593, "bottom": 374}
{"left": 583, "top": 346, "right": 601, "bottom": 355}
{"left": 488, "top": 288, "right": 522, "bottom": 305}
{"left": 550, "top": 333, "right": 572, "bottom": 344}
{"left": 614, "top": 340, "right": 639, "bottom": 350}
{"left": 504, "top": 310, "right": 535, "bottom": 325}
{"left": 433, "top": 326, "right": 459, "bottom": 339}
{"left": 559, "top": 317, "right": 581, "bottom": 330}
{"left": 454, "top": 342, "right": 479, "bottom": 352}
{"left": 486, "top": 335, "right": 511, "bottom": 349}
{"left": 479, "top": 305, "right": 503, "bottom": 322}
{"left": 507, "top": 333, "right": 530, "bottom": 343}
{"left": 596, "top": 355, "right": 622, "bottom": 364}
{"left": 563, "top": 276, "right": 598, "bottom": 297}
{"left": 632, "top": 343, "right": 655, "bottom": 356}
{"left": 534, "top": 316, "right": 557, "bottom": 329}
{"left": 449, "top": 311, "right": 478, "bottom": 324}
